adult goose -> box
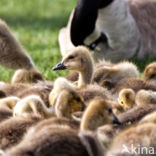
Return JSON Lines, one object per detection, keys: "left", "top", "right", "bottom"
{"left": 0, "top": 19, "right": 34, "bottom": 69}
{"left": 59, "top": 0, "right": 156, "bottom": 62}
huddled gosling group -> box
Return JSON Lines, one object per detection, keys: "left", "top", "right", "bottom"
{"left": 0, "top": 19, "right": 156, "bottom": 156}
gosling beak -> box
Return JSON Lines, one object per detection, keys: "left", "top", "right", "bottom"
{"left": 81, "top": 103, "right": 86, "bottom": 111}
{"left": 113, "top": 115, "right": 121, "bottom": 125}
{"left": 52, "top": 61, "right": 67, "bottom": 70}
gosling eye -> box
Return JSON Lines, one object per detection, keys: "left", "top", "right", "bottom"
{"left": 121, "top": 101, "right": 124, "bottom": 105}
{"left": 76, "top": 97, "right": 81, "bottom": 102}
{"left": 150, "top": 74, "right": 155, "bottom": 79}
{"left": 108, "top": 108, "right": 112, "bottom": 114}
{"left": 68, "top": 55, "right": 75, "bottom": 60}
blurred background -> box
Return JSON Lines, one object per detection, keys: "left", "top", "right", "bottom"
{"left": 0, "top": 0, "right": 76, "bottom": 81}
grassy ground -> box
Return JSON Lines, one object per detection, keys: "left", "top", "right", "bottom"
{"left": 0, "top": 0, "right": 155, "bottom": 82}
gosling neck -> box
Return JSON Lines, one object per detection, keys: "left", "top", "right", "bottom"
{"left": 43, "top": 107, "right": 55, "bottom": 118}
{"left": 78, "top": 60, "right": 94, "bottom": 88}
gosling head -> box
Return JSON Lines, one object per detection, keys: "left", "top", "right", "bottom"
{"left": 52, "top": 46, "right": 93, "bottom": 72}
{"left": 49, "top": 78, "right": 86, "bottom": 119}
{"left": 144, "top": 62, "right": 156, "bottom": 81}
{"left": 11, "top": 67, "right": 44, "bottom": 84}
{"left": 80, "top": 98, "right": 121, "bottom": 131}
{"left": 55, "top": 89, "right": 85, "bottom": 119}
{"left": 118, "top": 88, "right": 135, "bottom": 110}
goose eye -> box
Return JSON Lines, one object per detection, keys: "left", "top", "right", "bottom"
{"left": 108, "top": 108, "right": 112, "bottom": 114}
{"left": 68, "top": 55, "right": 74, "bottom": 60}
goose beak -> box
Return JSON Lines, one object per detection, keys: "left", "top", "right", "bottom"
{"left": 113, "top": 115, "right": 121, "bottom": 125}
{"left": 52, "top": 61, "right": 67, "bottom": 70}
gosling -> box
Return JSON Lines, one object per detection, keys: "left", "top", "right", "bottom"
{"left": 49, "top": 77, "right": 85, "bottom": 119}
{"left": 11, "top": 67, "right": 44, "bottom": 84}
{"left": 14, "top": 95, "right": 54, "bottom": 118}
{"left": 0, "top": 19, "right": 34, "bottom": 69}
{"left": 80, "top": 98, "right": 121, "bottom": 131}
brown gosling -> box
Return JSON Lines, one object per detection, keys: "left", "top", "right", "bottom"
{"left": 49, "top": 78, "right": 85, "bottom": 119}
{"left": 27, "top": 117, "right": 80, "bottom": 134}
{"left": 78, "top": 84, "right": 112, "bottom": 104}
{"left": 106, "top": 122, "right": 156, "bottom": 156}
{"left": 13, "top": 95, "right": 54, "bottom": 118}
{"left": 11, "top": 67, "right": 44, "bottom": 84}
{"left": 6, "top": 119, "right": 104, "bottom": 156}
{"left": 0, "top": 115, "right": 40, "bottom": 150}
{"left": 118, "top": 88, "right": 136, "bottom": 111}
{"left": 53, "top": 46, "right": 94, "bottom": 88}
{"left": 0, "top": 19, "right": 34, "bottom": 69}
{"left": 17, "top": 83, "right": 53, "bottom": 107}
{"left": 135, "top": 89, "right": 156, "bottom": 106}
{"left": 93, "top": 61, "right": 139, "bottom": 90}
{"left": 139, "top": 111, "right": 156, "bottom": 124}
{"left": 96, "top": 105, "right": 156, "bottom": 149}
{"left": 144, "top": 62, "right": 156, "bottom": 81}
{"left": 112, "top": 77, "right": 156, "bottom": 95}
{"left": 80, "top": 98, "right": 121, "bottom": 131}
{"left": 0, "top": 82, "right": 53, "bottom": 107}
{"left": 0, "top": 107, "right": 12, "bottom": 123}
{"left": 65, "top": 59, "right": 113, "bottom": 83}
{"left": 52, "top": 46, "right": 112, "bottom": 102}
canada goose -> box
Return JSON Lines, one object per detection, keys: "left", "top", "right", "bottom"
{"left": 135, "top": 89, "right": 156, "bottom": 106}
{"left": 59, "top": 0, "right": 156, "bottom": 62}
{"left": 93, "top": 61, "right": 139, "bottom": 90}
{"left": 0, "top": 115, "right": 40, "bottom": 150}
{"left": 106, "top": 122, "right": 156, "bottom": 156}
{"left": 13, "top": 95, "right": 54, "bottom": 118}
{"left": 144, "top": 62, "right": 156, "bottom": 82}
{"left": 118, "top": 88, "right": 136, "bottom": 110}
{"left": 80, "top": 98, "right": 121, "bottom": 131}
{"left": 0, "top": 19, "right": 34, "bottom": 69}
{"left": 6, "top": 118, "right": 104, "bottom": 156}
{"left": 11, "top": 67, "right": 44, "bottom": 84}
{"left": 49, "top": 78, "right": 85, "bottom": 119}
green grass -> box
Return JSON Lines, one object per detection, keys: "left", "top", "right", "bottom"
{"left": 0, "top": 0, "right": 155, "bottom": 82}
{"left": 0, "top": 0, "right": 76, "bottom": 82}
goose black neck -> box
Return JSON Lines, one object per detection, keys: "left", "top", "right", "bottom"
{"left": 70, "top": 0, "right": 114, "bottom": 46}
